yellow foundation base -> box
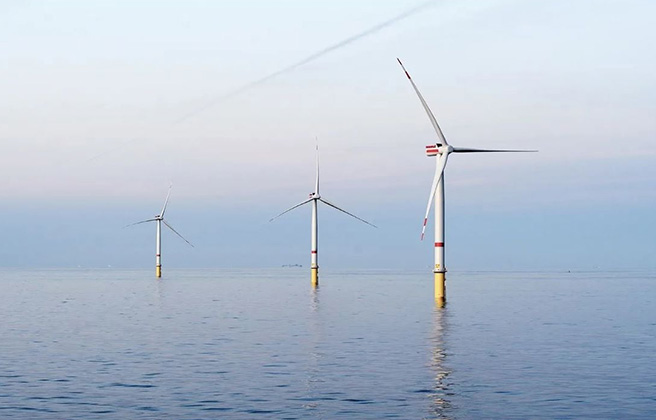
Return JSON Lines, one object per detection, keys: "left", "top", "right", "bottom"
{"left": 311, "top": 268, "right": 319, "bottom": 288}
{"left": 434, "top": 272, "right": 446, "bottom": 307}
{"left": 156, "top": 265, "right": 161, "bottom": 278}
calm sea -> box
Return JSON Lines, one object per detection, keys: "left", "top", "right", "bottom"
{"left": 0, "top": 269, "right": 654, "bottom": 419}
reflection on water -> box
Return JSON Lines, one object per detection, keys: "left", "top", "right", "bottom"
{"left": 310, "top": 286, "right": 320, "bottom": 314}
{"left": 430, "top": 306, "right": 452, "bottom": 419}
{"left": 2, "top": 269, "right": 654, "bottom": 418}
{"left": 304, "top": 286, "right": 323, "bottom": 412}
{"left": 154, "top": 277, "right": 165, "bottom": 305}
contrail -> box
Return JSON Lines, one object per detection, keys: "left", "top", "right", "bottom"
{"left": 88, "top": 0, "right": 438, "bottom": 161}
{"left": 175, "top": 0, "right": 438, "bottom": 124}
{"left": 87, "top": 138, "right": 142, "bottom": 162}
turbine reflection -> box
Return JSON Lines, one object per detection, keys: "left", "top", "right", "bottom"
{"left": 429, "top": 306, "right": 452, "bottom": 419}
{"left": 302, "top": 286, "right": 324, "bottom": 413}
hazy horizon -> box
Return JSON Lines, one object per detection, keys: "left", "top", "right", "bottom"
{"left": 1, "top": 0, "right": 654, "bottom": 270}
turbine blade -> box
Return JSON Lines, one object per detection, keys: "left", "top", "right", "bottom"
{"left": 123, "top": 218, "right": 157, "bottom": 228}
{"left": 269, "top": 198, "right": 314, "bottom": 222}
{"left": 160, "top": 184, "right": 173, "bottom": 217}
{"left": 319, "top": 198, "right": 377, "bottom": 228}
{"left": 315, "top": 140, "right": 320, "bottom": 195}
{"left": 421, "top": 152, "right": 449, "bottom": 240}
{"left": 162, "top": 219, "right": 194, "bottom": 247}
{"left": 397, "top": 58, "right": 448, "bottom": 146}
{"left": 452, "top": 147, "right": 538, "bottom": 153}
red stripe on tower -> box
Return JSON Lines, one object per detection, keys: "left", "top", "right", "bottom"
{"left": 311, "top": 250, "right": 317, "bottom": 254}
{"left": 435, "top": 242, "right": 444, "bottom": 247}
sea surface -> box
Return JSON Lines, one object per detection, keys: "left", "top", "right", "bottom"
{"left": 0, "top": 268, "right": 654, "bottom": 419}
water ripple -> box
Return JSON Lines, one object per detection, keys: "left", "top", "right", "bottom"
{"left": 0, "top": 269, "right": 655, "bottom": 418}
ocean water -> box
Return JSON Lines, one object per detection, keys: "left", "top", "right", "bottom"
{"left": 0, "top": 268, "right": 654, "bottom": 419}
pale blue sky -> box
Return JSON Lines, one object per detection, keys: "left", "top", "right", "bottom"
{"left": 0, "top": 0, "right": 654, "bottom": 270}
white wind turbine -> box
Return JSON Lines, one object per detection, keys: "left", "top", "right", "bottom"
{"left": 397, "top": 58, "right": 536, "bottom": 305}
{"left": 126, "top": 185, "right": 194, "bottom": 277}
{"left": 270, "top": 145, "right": 377, "bottom": 287}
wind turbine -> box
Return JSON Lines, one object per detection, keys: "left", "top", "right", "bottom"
{"left": 126, "top": 185, "right": 194, "bottom": 277}
{"left": 397, "top": 58, "right": 536, "bottom": 305}
{"left": 270, "top": 145, "right": 377, "bottom": 287}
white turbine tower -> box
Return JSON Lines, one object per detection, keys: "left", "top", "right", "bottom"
{"left": 270, "top": 145, "right": 377, "bottom": 287}
{"left": 397, "top": 59, "right": 536, "bottom": 305}
{"left": 126, "top": 185, "right": 194, "bottom": 277}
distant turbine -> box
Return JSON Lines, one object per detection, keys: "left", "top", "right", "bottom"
{"left": 270, "top": 145, "right": 376, "bottom": 287}
{"left": 125, "top": 185, "right": 194, "bottom": 277}
{"left": 397, "top": 59, "right": 537, "bottom": 305}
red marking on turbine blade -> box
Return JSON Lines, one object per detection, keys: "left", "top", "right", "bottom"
{"left": 423, "top": 218, "right": 428, "bottom": 227}
{"left": 420, "top": 233, "right": 425, "bottom": 241}
{"left": 435, "top": 242, "right": 444, "bottom": 247}
{"left": 405, "top": 71, "right": 411, "bottom": 79}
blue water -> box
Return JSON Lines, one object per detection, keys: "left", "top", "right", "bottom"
{"left": 0, "top": 269, "right": 654, "bottom": 419}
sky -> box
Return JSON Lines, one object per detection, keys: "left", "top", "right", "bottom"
{"left": 0, "top": 0, "right": 654, "bottom": 271}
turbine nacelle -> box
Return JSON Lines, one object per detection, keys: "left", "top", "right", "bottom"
{"left": 425, "top": 143, "right": 451, "bottom": 157}
{"left": 309, "top": 192, "right": 321, "bottom": 199}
